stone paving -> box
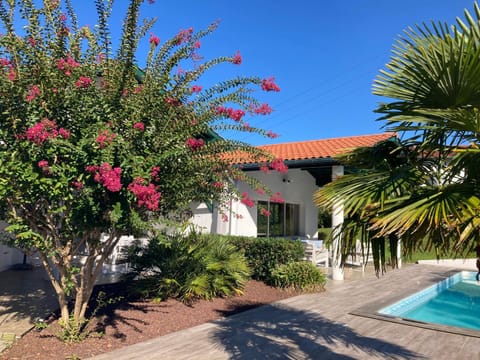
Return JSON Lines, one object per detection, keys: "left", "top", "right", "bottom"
{"left": 0, "top": 267, "right": 57, "bottom": 353}
{"left": 88, "top": 264, "right": 480, "bottom": 360}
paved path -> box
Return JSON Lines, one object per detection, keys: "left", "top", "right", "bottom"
{"left": 0, "top": 267, "right": 57, "bottom": 352}
{"left": 87, "top": 264, "right": 480, "bottom": 360}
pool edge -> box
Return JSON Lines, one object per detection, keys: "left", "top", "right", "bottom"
{"left": 350, "top": 269, "right": 480, "bottom": 338}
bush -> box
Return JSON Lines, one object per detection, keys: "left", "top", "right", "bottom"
{"left": 127, "top": 233, "right": 250, "bottom": 303}
{"left": 270, "top": 261, "right": 327, "bottom": 291}
{"left": 229, "top": 236, "right": 305, "bottom": 281}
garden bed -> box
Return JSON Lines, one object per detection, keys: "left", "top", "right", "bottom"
{"left": 0, "top": 280, "right": 303, "bottom": 360}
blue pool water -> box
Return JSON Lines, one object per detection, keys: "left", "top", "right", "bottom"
{"left": 379, "top": 271, "right": 480, "bottom": 331}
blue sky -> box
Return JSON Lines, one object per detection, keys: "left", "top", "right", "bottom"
{"left": 73, "top": 1, "right": 473, "bottom": 145}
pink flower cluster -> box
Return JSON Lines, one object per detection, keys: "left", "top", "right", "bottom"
{"left": 26, "top": 119, "right": 69, "bottom": 145}
{"left": 269, "top": 192, "right": 284, "bottom": 204}
{"left": 176, "top": 28, "right": 193, "bottom": 44}
{"left": 75, "top": 76, "right": 92, "bottom": 89}
{"left": 216, "top": 106, "right": 245, "bottom": 122}
{"left": 57, "top": 55, "right": 80, "bottom": 76}
{"left": 133, "top": 122, "right": 145, "bottom": 131}
{"left": 0, "top": 58, "right": 10, "bottom": 67}
{"left": 149, "top": 33, "right": 160, "bottom": 47}
{"left": 261, "top": 77, "right": 280, "bottom": 92}
{"left": 165, "top": 97, "right": 181, "bottom": 106}
{"left": 191, "top": 85, "right": 202, "bottom": 93}
{"left": 96, "top": 129, "right": 116, "bottom": 149}
{"left": 240, "top": 192, "right": 254, "bottom": 208}
{"left": 260, "top": 207, "right": 271, "bottom": 217}
{"left": 186, "top": 137, "right": 204, "bottom": 151}
{"left": 260, "top": 164, "right": 270, "bottom": 174}
{"left": 270, "top": 158, "right": 288, "bottom": 173}
{"left": 0, "top": 58, "right": 16, "bottom": 81}
{"left": 212, "top": 181, "right": 223, "bottom": 188}
{"left": 26, "top": 85, "right": 41, "bottom": 102}
{"left": 267, "top": 130, "right": 279, "bottom": 139}
{"left": 255, "top": 187, "right": 265, "bottom": 195}
{"left": 128, "top": 178, "right": 161, "bottom": 211}
{"left": 71, "top": 180, "right": 84, "bottom": 189}
{"left": 85, "top": 163, "right": 122, "bottom": 192}
{"left": 252, "top": 103, "right": 272, "bottom": 115}
{"left": 27, "top": 37, "right": 37, "bottom": 47}
{"left": 38, "top": 160, "right": 49, "bottom": 174}
{"left": 232, "top": 51, "right": 242, "bottom": 65}
{"left": 150, "top": 166, "right": 160, "bottom": 179}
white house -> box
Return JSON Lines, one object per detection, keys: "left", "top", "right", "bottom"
{"left": 190, "top": 133, "right": 395, "bottom": 240}
{"left": 0, "top": 133, "right": 395, "bottom": 275}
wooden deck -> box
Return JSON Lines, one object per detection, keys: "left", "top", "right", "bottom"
{"left": 87, "top": 264, "right": 480, "bottom": 359}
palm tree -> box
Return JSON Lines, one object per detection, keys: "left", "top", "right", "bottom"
{"left": 315, "top": 2, "right": 480, "bottom": 273}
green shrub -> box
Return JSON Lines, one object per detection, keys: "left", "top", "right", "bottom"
{"left": 270, "top": 261, "right": 327, "bottom": 291}
{"left": 128, "top": 233, "right": 250, "bottom": 303}
{"left": 229, "top": 236, "right": 305, "bottom": 281}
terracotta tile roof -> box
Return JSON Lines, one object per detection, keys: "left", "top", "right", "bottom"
{"left": 256, "top": 133, "right": 396, "bottom": 162}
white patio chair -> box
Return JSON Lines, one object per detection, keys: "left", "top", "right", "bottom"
{"left": 303, "top": 240, "right": 329, "bottom": 267}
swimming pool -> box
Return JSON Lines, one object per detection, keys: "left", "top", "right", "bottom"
{"left": 379, "top": 271, "right": 480, "bottom": 332}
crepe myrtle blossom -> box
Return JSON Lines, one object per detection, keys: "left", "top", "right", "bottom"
{"left": 95, "top": 129, "right": 116, "bottom": 148}
{"left": 75, "top": 76, "right": 93, "bottom": 89}
{"left": 270, "top": 158, "right": 288, "bottom": 173}
{"left": 176, "top": 27, "right": 193, "bottom": 44}
{"left": 149, "top": 33, "right": 160, "bottom": 47}
{"left": 150, "top": 166, "right": 160, "bottom": 179}
{"left": 37, "top": 160, "right": 50, "bottom": 175}
{"left": 133, "top": 122, "right": 145, "bottom": 131}
{"left": 58, "top": 128, "right": 71, "bottom": 139}
{"left": 261, "top": 77, "right": 280, "bottom": 92}
{"left": 251, "top": 103, "right": 272, "bottom": 115}
{"left": 57, "top": 55, "right": 80, "bottom": 76}
{"left": 260, "top": 207, "right": 271, "bottom": 217}
{"left": 128, "top": 178, "right": 161, "bottom": 211}
{"left": 269, "top": 192, "right": 285, "bottom": 204}
{"left": 255, "top": 187, "right": 265, "bottom": 195}
{"left": 191, "top": 85, "right": 202, "bottom": 93}
{"left": 26, "top": 119, "right": 59, "bottom": 145}
{"left": 216, "top": 106, "right": 245, "bottom": 122}
{"left": 267, "top": 130, "right": 279, "bottom": 139}
{"left": 186, "top": 137, "right": 204, "bottom": 151}
{"left": 38, "top": 159, "right": 49, "bottom": 168}
{"left": 212, "top": 181, "right": 223, "bottom": 188}
{"left": 85, "top": 163, "right": 122, "bottom": 192}
{"left": 26, "top": 85, "right": 41, "bottom": 102}
{"left": 240, "top": 192, "right": 254, "bottom": 208}
{"left": 27, "top": 37, "right": 37, "bottom": 47}
{"left": 232, "top": 51, "right": 242, "bottom": 65}
{"left": 71, "top": 180, "right": 84, "bottom": 189}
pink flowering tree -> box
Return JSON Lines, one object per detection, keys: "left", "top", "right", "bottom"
{"left": 0, "top": 0, "right": 283, "bottom": 335}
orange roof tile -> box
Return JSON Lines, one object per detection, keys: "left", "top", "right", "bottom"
{"left": 255, "top": 133, "right": 396, "bottom": 162}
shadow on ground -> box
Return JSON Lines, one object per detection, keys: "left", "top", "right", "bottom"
{"left": 212, "top": 302, "right": 425, "bottom": 359}
{"left": 0, "top": 268, "right": 57, "bottom": 328}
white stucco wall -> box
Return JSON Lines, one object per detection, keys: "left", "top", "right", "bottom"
{"left": 189, "top": 202, "right": 214, "bottom": 234}
{"left": 190, "top": 168, "right": 319, "bottom": 238}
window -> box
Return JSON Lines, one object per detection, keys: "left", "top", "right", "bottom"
{"left": 257, "top": 201, "right": 299, "bottom": 237}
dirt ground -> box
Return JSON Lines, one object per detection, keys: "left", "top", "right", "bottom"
{"left": 0, "top": 280, "right": 302, "bottom": 360}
